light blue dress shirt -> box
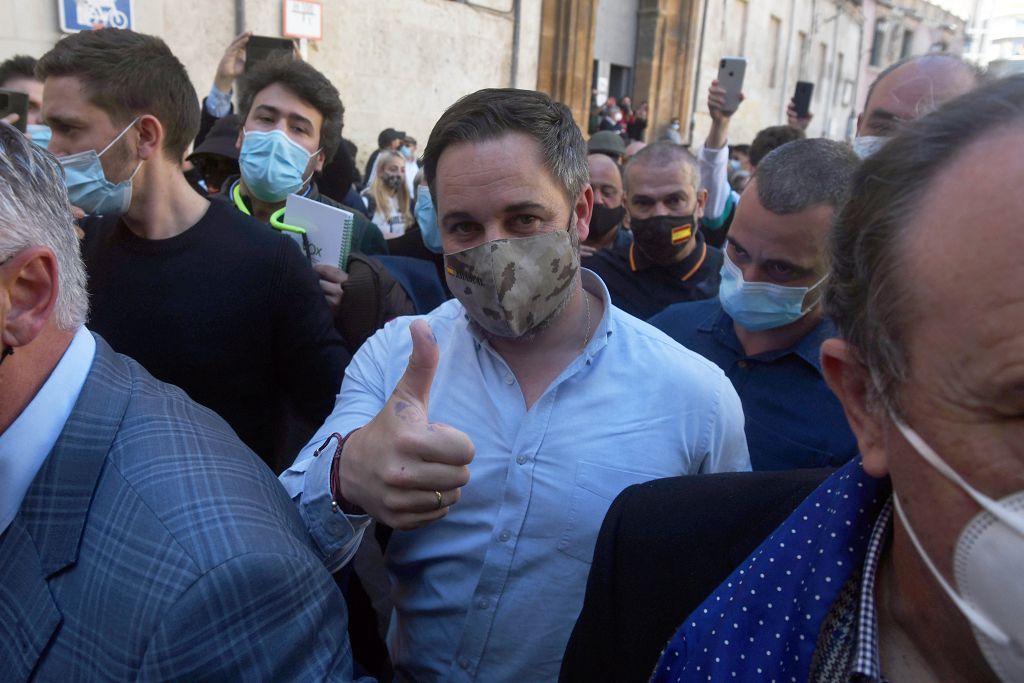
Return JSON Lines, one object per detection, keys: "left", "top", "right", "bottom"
{"left": 0, "top": 327, "right": 96, "bottom": 534}
{"left": 283, "top": 270, "right": 750, "bottom": 682}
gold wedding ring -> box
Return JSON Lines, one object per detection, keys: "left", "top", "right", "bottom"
{"left": 434, "top": 490, "right": 444, "bottom": 510}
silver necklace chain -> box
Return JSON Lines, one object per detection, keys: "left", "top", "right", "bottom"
{"left": 581, "top": 288, "right": 592, "bottom": 352}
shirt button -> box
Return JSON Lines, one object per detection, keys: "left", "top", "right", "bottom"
{"left": 504, "top": 373, "right": 515, "bottom": 385}
{"left": 459, "top": 658, "right": 470, "bottom": 670}
{"left": 737, "top": 360, "right": 748, "bottom": 368}
{"left": 516, "top": 454, "right": 528, "bottom": 465}
{"left": 477, "top": 598, "right": 490, "bottom": 610}
{"left": 499, "top": 530, "right": 512, "bottom": 542}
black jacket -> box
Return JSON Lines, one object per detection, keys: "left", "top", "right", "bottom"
{"left": 561, "top": 468, "right": 831, "bottom": 682}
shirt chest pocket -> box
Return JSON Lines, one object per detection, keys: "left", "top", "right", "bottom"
{"left": 557, "top": 461, "right": 660, "bottom": 563}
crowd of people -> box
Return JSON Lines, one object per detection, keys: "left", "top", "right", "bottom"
{"left": 0, "top": 24, "right": 1020, "bottom": 683}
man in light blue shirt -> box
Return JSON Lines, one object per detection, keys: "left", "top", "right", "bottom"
{"left": 282, "top": 88, "right": 751, "bottom": 682}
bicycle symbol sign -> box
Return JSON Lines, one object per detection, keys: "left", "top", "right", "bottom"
{"left": 59, "top": 0, "right": 134, "bottom": 33}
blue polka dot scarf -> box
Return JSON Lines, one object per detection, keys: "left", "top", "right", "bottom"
{"left": 652, "top": 457, "right": 890, "bottom": 682}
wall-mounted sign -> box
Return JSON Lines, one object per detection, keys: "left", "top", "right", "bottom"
{"left": 283, "top": 0, "right": 322, "bottom": 41}
{"left": 59, "top": 0, "right": 133, "bottom": 33}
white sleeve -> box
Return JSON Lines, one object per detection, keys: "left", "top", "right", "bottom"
{"left": 205, "top": 84, "right": 233, "bottom": 118}
{"left": 698, "top": 143, "right": 732, "bottom": 222}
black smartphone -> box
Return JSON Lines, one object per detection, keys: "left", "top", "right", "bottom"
{"left": 245, "top": 35, "right": 295, "bottom": 72}
{"left": 0, "top": 88, "right": 29, "bottom": 133}
{"left": 793, "top": 81, "right": 814, "bottom": 119}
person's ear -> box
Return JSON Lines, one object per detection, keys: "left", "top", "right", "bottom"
{"left": 0, "top": 247, "right": 59, "bottom": 350}
{"left": 135, "top": 114, "right": 163, "bottom": 161}
{"left": 235, "top": 128, "right": 244, "bottom": 153}
{"left": 315, "top": 148, "right": 326, "bottom": 173}
{"left": 574, "top": 184, "right": 594, "bottom": 243}
{"left": 695, "top": 188, "right": 708, "bottom": 220}
{"left": 820, "top": 338, "right": 889, "bottom": 477}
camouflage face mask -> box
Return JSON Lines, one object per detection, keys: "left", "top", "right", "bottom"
{"left": 445, "top": 227, "right": 580, "bottom": 338}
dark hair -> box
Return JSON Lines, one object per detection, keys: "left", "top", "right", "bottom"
{"left": 37, "top": 29, "right": 199, "bottom": 162}
{"left": 825, "top": 73, "right": 1024, "bottom": 413}
{"left": 754, "top": 138, "right": 858, "bottom": 216}
{"left": 749, "top": 125, "right": 805, "bottom": 167}
{"left": 0, "top": 55, "right": 37, "bottom": 87}
{"left": 730, "top": 143, "right": 750, "bottom": 155}
{"left": 423, "top": 88, "right": 588, "bottom": 203}
{"left": 238, "top": 56, "right": 344, "bottom": 163}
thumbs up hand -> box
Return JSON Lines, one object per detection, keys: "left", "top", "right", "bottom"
{"left": 334, "top": 319, "right": 476, "bottom": 529}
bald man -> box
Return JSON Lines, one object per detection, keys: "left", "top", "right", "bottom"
{"left": 582, "top": 142, "right": 720, "bottom": 320}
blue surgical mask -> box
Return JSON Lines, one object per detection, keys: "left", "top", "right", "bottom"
{"left": 60, "top": 117, "right": 141, "bottom": 216}
{"left": 852, "top": 135, "right": 888, "bottom": 159}
{"left": 718, "top": 249, "right": 826, "bottom": 331}
{"left": 239, "top": 129, "right": 319, "bottom": 202}
{"left": 399, "top": 145, "right": 413, "bottom": 160}
{"left": 26, "top": 124, "right": 51, "bottom": 149}
{"left": 414, "top": 185, "right": 443, "bottom": 254}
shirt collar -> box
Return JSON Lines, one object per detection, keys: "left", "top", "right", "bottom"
{"left": 628, "top": 228, "right": 709, "bottom": 280}
{"left": 702, "top": 304, "right": 836, "bottom": 371}
{"left": 0, "top": 327, "right": 96, "bottom": 535}
{"left": 851, "top": 497, "right": 894, "bottom": 682}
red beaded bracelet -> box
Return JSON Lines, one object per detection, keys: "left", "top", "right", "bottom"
{"left": 312, "top": 428, "right": 361, "bottom": 514}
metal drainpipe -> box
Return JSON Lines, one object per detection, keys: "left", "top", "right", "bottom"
{"left": 687, "top": 0, "right": 711, "bottom": 147}
{"left": 235, "top": 0, "right": 245, "bottom": 37}
{"left": 822, "top": 0, "right": 843, "bottom": 138}
{"left": 778, "top": 0, "right": 798, "bottom": 123}
{"left": 510, "top": 0, "right": 522, "bottom": 88}
{"left": 849, "top": 4, "right": 866, "bottom": 140}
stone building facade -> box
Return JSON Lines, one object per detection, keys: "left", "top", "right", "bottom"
{"left": 1, "top": 0, "right": 967, "bottom": 166}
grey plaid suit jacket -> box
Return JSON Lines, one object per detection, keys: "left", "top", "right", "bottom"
{"left": 0, "top": 335, "right": 367, "bottom": 682}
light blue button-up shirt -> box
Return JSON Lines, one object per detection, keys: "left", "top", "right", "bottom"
{"left": 283, "top": 270, "right": 750, "bottom": 682}
{"left": 0, "top": 327, "right": 96, "bottom": 534}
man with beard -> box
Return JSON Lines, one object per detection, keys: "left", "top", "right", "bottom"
{"left": 283, "top": 88, "right": 750, "bottom": 682}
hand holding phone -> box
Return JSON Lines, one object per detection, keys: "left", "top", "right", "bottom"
{"left": 793, "top": 81, "right": 814, "bottom": 119}
{"left": 0, "top": 89, "right": 29, "bottom": 133}
{"left": 716, "top": 58, "right": 747, "bottom": 114}
{"left": 244, "top": 36, "right": 296, "bottom": 72}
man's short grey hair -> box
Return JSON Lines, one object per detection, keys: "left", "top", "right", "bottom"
{"left": 753, "top": 138, "right": 859, "bottom": 216}
{"left": 825, "top": 73, "right": 1024, "bottom": 415}
{"left": 0, "top": 122, "right": 88, "bottom": 330}
{"left": 623, "top": 142, "right": 701, "bottom": 192}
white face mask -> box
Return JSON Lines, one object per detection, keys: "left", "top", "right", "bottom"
{"left": 852, "top": 135, "right": 888, "bottom": 159}
{"left": 891, "top": 417, "right": 1024, "bottom": 682}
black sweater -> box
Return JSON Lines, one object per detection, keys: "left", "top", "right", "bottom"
{"left": 81, "top": 200, "right": 349, "bottom": 470}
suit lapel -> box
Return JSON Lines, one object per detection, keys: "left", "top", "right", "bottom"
{"left": 0, "top": 519, "right": 63, "bottom": 682}
{"left": 18, "top": 336, "right": 131, "bottom": 577}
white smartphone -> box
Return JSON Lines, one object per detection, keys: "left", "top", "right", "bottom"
{"left": 717, "top": 57, "right": 747, "bottom": 113}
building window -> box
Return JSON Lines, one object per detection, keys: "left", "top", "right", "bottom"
{"left": 901, "top": 29, "right": 915, "bottom": 59}
{"left": 834, "top": 52, "right": 845, "bottom": 105}
{"left": 797, "top": 31, "right": 808, "bottom": 80}
{"left": 769, "top": 16, "right": 783, "bottom": 88}
{"left": 870, "top": 18, "right": 886, "bottom": 66}
{"left": 732, "top": 0, "right": 749, "bottom": 57}
{"left": 817, "top": 42, "right": 828, "bottom": 100}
